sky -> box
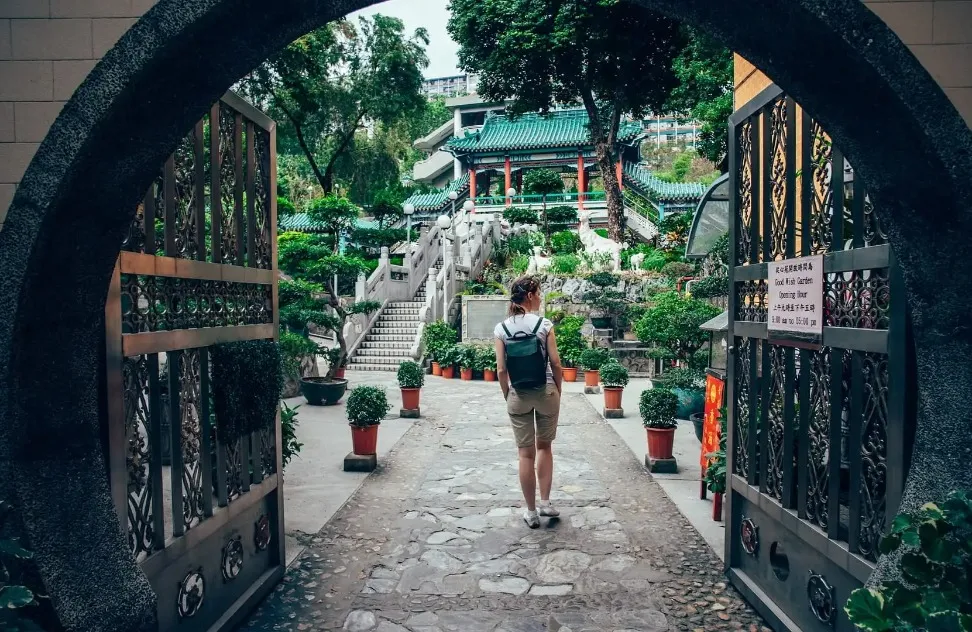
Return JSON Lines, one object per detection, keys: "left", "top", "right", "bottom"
{"left": 349, "top": 0, "right": 462, "bottom": 78}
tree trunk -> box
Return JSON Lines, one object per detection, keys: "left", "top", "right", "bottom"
{"left": 541, "top": 196, "right": 551, "bottom": 252}
{"left": 325, "top": 281, "right": 349, "bottom": 380}
{"left": 595, "top": 141, "right": 625, "bottom": 243}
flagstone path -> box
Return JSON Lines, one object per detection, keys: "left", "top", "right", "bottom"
{"left": 240, "top": 377, "right": 768, "bottom": 632}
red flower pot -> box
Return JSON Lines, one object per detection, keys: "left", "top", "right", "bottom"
{"left": 441, "top": 365, "right": 455, "bottom": 379}
{"left": 431, "top": 362, "right": 442, "bottom": 376}
{"left": 334, "top": 367, "right": 346, "bottom": 379}
{"left": 483, "top": 369, "right": 497, "bottom": 382}
{"left": 604, "top": 386, "right": 623, "bottom": 409}
{"left": 646, "top": 427, "right": 676, "bottom": 460}
{"left": 401, "top": 388, "right": 421, "bottom": 411}
{"left": 351, "top": 425, "right": 379, "bottom": 455}
{"left": 584, "top": 370, "right": 599, "bottom": 387}
{"left": 563, "top": 367, "right": 578, "bottom": 382}
{"left": 460, "top": 368, "right": 473, "bottom": 381}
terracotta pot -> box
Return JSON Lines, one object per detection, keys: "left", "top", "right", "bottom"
{"left": 401, "top": 388, "right": 421, "bottom": 410}
{"left": 584, "top": 370, "right": 599, "bottom": 387}
{"left": 646, "top": 427, "right": 676, "bottom": 460}
{"left": 712, "top": 492, "right": 724, "bottom": 522}
{"left": 483, "top": 369, "right": 497, "bottom": 382}
{"left": 351, "top": 424, "right": 379, "bottom": 455}
{"left": 334, "top": 367, "right": 346, "bottom": 379}
{"left": 604, "top": 386, "right": 623, "bottom": 409}
{"left": 441, "top": 365, "right": 455, "bottom": 379}
{"left": 431, "top": 362, "right": 442, "bottom": 376}
{"left": 562, "top": 367, "right": 578, "bottom": 382}
{"left": 460, "top": 367, "right": 473, "bottom": 380}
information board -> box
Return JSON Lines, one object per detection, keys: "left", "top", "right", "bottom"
{"left": 767, "top": 254, "right": 824, "bottom": 347}
{"left": 461, "top": 296, "right": 511, "bottom": 342}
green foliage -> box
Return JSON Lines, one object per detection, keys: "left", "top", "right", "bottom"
{"left": 438, "top": 345, "right": 463, "bottom": 368}
{"left": 279, "top": 330, "right": 322, "bottom": 381}
{"left": 621, "top": 243, "right": 655, "bottom": 270}
{"left": 663, "top": 366, "right": 706, "bottom": 390}
{"left": 346, "top": 386, "right": 390, "bottom": 427}
{"left": 551, "top": 230, "right": 582, "bottom": 255}
{"left": 580, "top": 347, "right": 612, "bottom": 371}
{"left": 661, "top": 261, "right": 695, "bottom": 279}
{"left": 635, "top": 292, "right": 721, "bottom": 362}
{"left": 211, "top": 340, "right": 284, "bottom": 444}
{"left": 307, "top": 194, "right": 360, "bottom": 250}
{"left": 545, "top": 291, "right": 568, "bottom": 304}
{"left": 670, "top": 152, "right": 693, "bottom": 183}
{"left": 550, "top": 254, "right": 581, "bottom": 275}
{"left": 512, "top": 254, "right": 530, "bottom": 275}
{"left": 555, "top": 315, "right": 588, "bottom": 368}
{"left": 704, "top": 408, "right": 728, "bottom": 494}
{"left": 507, "top": 233, "right": 536, "bottom": 255}
{"left": 844, "top": 490, "right": 972, "bottom": 632}
{"left": 640, "top": 388, "right": 679, "bottom": 429}
{"left": 547, "top": 206, "right": 578, "bottom": 229}
{"left": 455, "top": 343, "right": 479, "bottom": 369}
{"left": 422, "top": 321, "right": 458, "bottom": 362}
{"left": 689, "top": 275, "right": 729, "bottom": 298}
{"left": 369, "top": 189, "right": 405, "bottom": 228}
{"left": 642, "top": 250, "right": 668, "bottom": 271}
{"left": 523, "top": 169, "right": 565, "bottom": 197}
{"left": 658, "top": 211, "right": 692, "bottom": 252}
{"left": 588, "top": 272, "right": 619, "bottom": 288}
{"left": 348, "top": 227, "right": 407, "bottom": 257}
{"left": 280, "top": 401, "right": 304, "bottom": 470}
{"left": 504, "top": 207, "right": 540, "bottom": 226}
{"left": 476, "top": 344, "right": 497, "bottom": 371}
{"left": 277, "top": 196, "right": 297, "bottom": 217}
{"left": 594, "top": 228, "right": 609, "bottom": 239}
{"left": 463, "top": 276, "right": 506, "bottom": 296}
{"left": 599, "top": 362, "right": 629, "bottom": 388}
{"left": 397, "top": 361, "right": 425, "bottom": 389}
{"left": 0, "top": 501, "right": 46, "bottom": 632}
{"left": 711, "top": 232, "right": 730, "bottom": 267}
{"left": 346, "top": 300, "right": 382, "bottom": 315}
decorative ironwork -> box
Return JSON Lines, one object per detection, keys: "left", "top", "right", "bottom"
{"left": 824, "top": 269, "right": 890, "bottom": 330}
{"left": 221, "top": 537, "right": 244, "bottom": 581}
{"left": 181, "top": 349, "right": 204, "bottom": 530}
{"left": 254, "top": 514, "right": 271, "bottom": 552}
{"left": 737, "top": 280, "right": 767, "bottom": 323}
{"left": 740, "top": 517, "right": 759, "bottom": 556}
{"left": 173, "top": 131, "right": 201, "bottom": 260}
{"left": 177, "top": 568, "right": 205, "bottom": 619}
{"left": 737, "top": 120, "right": 753, "bottom": 265}
{"left": 734, "top": 337, "right": 752, "bottom": 478}
{"left": 862, "top": 192, "right": 887, "bottom": 247}
{"left": 219, "top": 105, "right": 240, "bottom": 263}
{"left": 858, "top": 353, "right": 889, "bottom": 561}
{"left": 806, "top": 350, "right": 832, "bottom": 529}
{"left": 122, "top": 203, "right": 146, "bottom": 253}
{"left": 766, "top": 345, "right": 787, "bottom": 501}
{"left": 253, "top": 128, "right": 274, "bottom": 270}
{"left": 226, "top": 438, "right": 244, "bottom": 501}
{"left": 807, "top": 572, "right": 837, "bottom": 625}
{"left": 120, "top": 276, "right": 272, "bottom": 333}
{"left": 260, "top": 426, "right": 275, "bottom": 478}
{"left": 769, "top": 98, "right": 789, "bottom": 260}
{"left": 124, "top": 355, "right": 154, "bottom": 559}
{"left": 809, "top": 122, "right": 833, "bottom": 255}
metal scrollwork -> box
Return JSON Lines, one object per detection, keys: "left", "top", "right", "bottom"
{"left": 807, "top": 572, "right": 837, "bottom": 625}
{"left": 824, "top": 269, "right": 890, "bottom": 330}
{"left": 809, "top": 121, "right": 833, "bottom": 255}
{"left": 173, "top": 131, "right": 200, "bottom": 260}
{"left": 734, "top": 337, "right": 752, "bottom": 478}
{"left": 181, "top": 349, "right": 204, "bottom": 530}
{"left": 740, "top": 517, "right": 759, "bottom": 556}
{"left": 252, "top": 127, "right": 274, "bottom": 270}
{"left": 226, "top": 438, "right": 243, "bottom": 501}
{"left": 769, "top": 97, "right": 789, "bottom": 260}
{"left": 260, "top": 427, "right": 275, "bottom": 478}
{"left": 124, "top": 356, "right": 154, "bottom": 559}
{"left": 857, "top": 353, "right": 889, "bottom": 561}
{"left": 737, "top": 120, "right": 753, "bottom": 265}
{"left": 219, "top": 104, "right": 241, "bottom": 264}
{"left": 177, "top": 568, "right": 205, "bottom": 619}
{"left": 254, "top": 514, "right": 271, "bottom": 552}
{"left": 766, "top": 345, "right": 787, "bottom": 501}
{"left": 221, "top": 537, "right": 244, "bottom": 581}
{"left": 806, "top": 350, "right": 832, "bottom": 529}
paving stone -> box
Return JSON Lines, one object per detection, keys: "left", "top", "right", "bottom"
{"left": 528, "top": 584, "right": 573, "bottom": 596}
{"left": 343, "top": 610, "right": 377, "bottom": 631}
{"left": 479, "top": 576, "right": 531, "bottom": 595}
{"left": 533, "top": 550, "right": 592, "bottom": 583}
{"left": 426, "top": 531, "right": 460, "bottom": 545}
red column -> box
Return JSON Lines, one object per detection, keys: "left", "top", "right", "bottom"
{"left": 469, "top": 166, "right": 477, "bottom": 203}
{"left": 577, "top": 154, "right": 585, "bottom": 211}
{"left": 616, "top": 160, "right": 623, "bottom": 191}
{"left": 504, "top": 157, "right": 512, "bottom": 206}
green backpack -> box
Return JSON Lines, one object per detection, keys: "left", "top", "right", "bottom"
{"left": 501, "top": 318, "right": 547, "bottom": 390}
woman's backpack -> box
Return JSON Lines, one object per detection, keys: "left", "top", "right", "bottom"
{"left": 501, "top": 318, "right": 547, "bottom": 390}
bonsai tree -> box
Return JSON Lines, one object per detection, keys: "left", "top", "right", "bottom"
{"left": 523, "top": 168, "right": 565, "bottom": 251}
{"left": 583, "top": 271, "right": 629, "bottom": 328}
{"left": 635, "top": 291, "right": 721, "bottom": 367}
{"left": 422, "top": 320, "right": 458, "bottom": 365}
{"left": 580, "top": 347, "right": 612, "bottom": 372}
{"left": 640, "top": 388, "right": 679, "bottom": 429}
{"left": 346, "top": 386, "right": 390, "bottom": 427}
{"left": 279, "top": 330, "right": 323, "bottom": 397}
{"left": 396, "top": 361, "right": 425, "bottom": 390}
{"left": 599, "top": 362, "right": 629, "bottom": 388}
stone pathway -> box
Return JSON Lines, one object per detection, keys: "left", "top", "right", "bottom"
{"left": 240, "top": 378, "right": 768, "bottom": 632}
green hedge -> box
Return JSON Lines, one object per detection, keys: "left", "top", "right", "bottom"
{"left": 211, "top": 340, "right": 283, "bottom": 444}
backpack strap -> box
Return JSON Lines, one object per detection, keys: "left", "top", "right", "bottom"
{"left": 501, "top": 323, "right": 513, "bottom": 338}
{"left": 531, "top": 317, "right": 543, "bottom": 334}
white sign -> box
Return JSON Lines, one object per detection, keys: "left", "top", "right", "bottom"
{"left": 767, "top": 255, "right": 824, "bottom": 338}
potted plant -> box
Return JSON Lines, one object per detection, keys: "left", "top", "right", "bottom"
{"left": 583, "top": 272, "right": 626, "bottom": 330}
{"left": 600, "top": 361, "right": 629, "bottom": 410}
{"left": 555, "top": 315, "right": 587, "bottom": 382}
{"left": 439, "top": 345, "right": 460, "bottom": 379}
{"left": 661, "top": 366, "right": 707, "bottom": 420}
{"left": 640, "top": 388, "right": 679, "bottom": 460}
{"left": 703, "top": 408, "right": 728, "bottom": 521}
{"left": 580, "top": 347, "right": 611, "bottom": 387}
{"left": 478, "top": 344, "right": 497, "bottom": 382}
{"left": 397, "top": 360, "right": 424, "bottom": 412}
{"left": 423, "top": 320, "right": 457, "bottom": 376}
{"left": 346, "top": 386, "right": 390, "bottom": 455}
{"left": 456, "top": 343, "right": 475, "bottom": 380}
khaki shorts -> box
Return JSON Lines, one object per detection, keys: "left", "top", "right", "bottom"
{"left": 507, "top": 384, "right": 561, "bottom": 448}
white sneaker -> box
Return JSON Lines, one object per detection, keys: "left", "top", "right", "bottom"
{"left": 538, "top": 501, "right": 560, "bottom": 517}
{"left": 523, "top": 509, "right": 540, "bottom": 529}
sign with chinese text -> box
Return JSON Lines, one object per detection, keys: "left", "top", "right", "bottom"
{"left": 767, "top": 254, "right": 824, "bottom": 347}
{"left": 701, "top": 374, "right": 725, "bottom": 470}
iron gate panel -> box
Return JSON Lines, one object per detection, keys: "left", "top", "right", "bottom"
{"left": 725, "top": 85, "right": 913, "bottom": 632}
{"left": 105, "top": 90, "right": 282, "bottom": 632}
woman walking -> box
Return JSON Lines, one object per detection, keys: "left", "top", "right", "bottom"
{"left": 493, "top": 276, "right": 564, "bottom": 528}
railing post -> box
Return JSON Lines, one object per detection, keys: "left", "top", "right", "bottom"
{"left": 355, "top": 272, "right": 366, "bottom": 302}
{"left": 404, "top": 249, "right": 414, "bottom": 297}
{"left": 379, "top": 246, "right": 390, "bottom": 300}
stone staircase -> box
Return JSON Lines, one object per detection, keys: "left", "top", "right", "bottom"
{"left": 348, "top": 258, "right": 443, "bottom": 372}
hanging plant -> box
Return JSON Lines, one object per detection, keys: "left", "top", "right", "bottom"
{"left": 211, "top": 340, "right": 283, "bottom": 444}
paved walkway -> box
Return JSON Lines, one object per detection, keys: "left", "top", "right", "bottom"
{"left": 240, "top": 376, "right": 767, "bottom": 632}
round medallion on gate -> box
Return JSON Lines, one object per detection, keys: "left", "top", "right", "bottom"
{"left": 807, "top": 571, "right": 836, "bottom": 625}
{"left": 740, "top": 517, "right": 759, "bottom": 556}
{"left": 221, "top": 536, "right": 244, "bottom": 581}
{"left": 254, "top": 514, "right": 271, "bottom": 552}
{"left": 177, "top": 568, "right": 205, "bottom": 619}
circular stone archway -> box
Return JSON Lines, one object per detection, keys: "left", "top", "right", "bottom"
{"left": 1, "top": 0, "right": 970, "bottom": 629}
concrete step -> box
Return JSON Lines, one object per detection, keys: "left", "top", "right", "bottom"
{"left": 344, "top": 363, "right": 399, "bottom": 372}
{"left": 369, "top": 327, "right": 419, "bottom": 335}
{"left": 384, "top": 308, "right": 422, "bottom": 316}
{"left": 357, "top": 348, "right": 412, "bottom": 357}
{"left": 360, "top": 339, "right": 412, "bottom": 347}
{"left": 364, "top": 334, "right": 415, "bottom": 342}
{"left": 348, "top": 355, "right": 411, "bottom": 365}
{"left": 388, "top": 301, "right": 424, "bottom": 307}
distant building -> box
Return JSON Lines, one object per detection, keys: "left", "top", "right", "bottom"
{"left": 421, "top": 74, "right": 477, "bottom": 98}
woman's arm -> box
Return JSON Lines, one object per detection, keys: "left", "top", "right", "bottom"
{"left": 494, "top": 337, "right": 510, "bottom": 400}
{"left": 546, "top": 329, "right": 564, "bottom": 393}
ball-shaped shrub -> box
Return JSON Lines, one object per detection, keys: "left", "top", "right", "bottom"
{"left": 599, "top": 362, "right": 629, "bottom": 388}
{"left": 640, "top": 388, "right": 679, "bottom": 429}
{"left": 346, "top": 386, "right": 390, "bottom": 427}
{"left": 397, "top": 361, "right": 425, "bottom": 389}
{"left": 580, "top": 347, "right": 612, "bottom": 371}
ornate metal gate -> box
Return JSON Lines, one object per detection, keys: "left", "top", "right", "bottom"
{"left": 725, "top": 85, "right": 915, "bottom": 631}
{"left": 104, "top": 91, "right": 282, "bottom": 630}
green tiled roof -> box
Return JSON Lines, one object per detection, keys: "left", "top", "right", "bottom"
{"left": 623, "top": 163, "right": 707, "bottom": 202}
{"left": 445, "top": 109, "right": 644, "bottom": 154}
{"left": 278, "top": 214, "right": 378, "bottom": 234}
{"left": 402, "top": 172, "right": 470, "bottom": 213}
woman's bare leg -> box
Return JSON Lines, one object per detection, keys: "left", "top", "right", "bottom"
{"left": 518, "top": 445, "right": 537, "bottom": 511}
{"left": 535, "top": 440, "right": 553, "bottom": 501}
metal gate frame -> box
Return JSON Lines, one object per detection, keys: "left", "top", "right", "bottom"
{"left": 104, "top": 91, "right": 283, "bottom": 631}
{"left": 725, "top": 84, "right": 914, "bottom": 632}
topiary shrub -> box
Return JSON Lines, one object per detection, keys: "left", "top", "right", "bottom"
{"left": 599, "top": 362, "right": 629, "bottom": 388}
{"left": 504, "top": 207, "right": 540, "bottom": 226}
{"left": 661, "top": 261, "right": 695, "bottom": 279}
{"left": 689, "top": 274, "right": 729, "bottom": 298}
{"left": 211, "top": 340, "right": 283, "bottom": 444}
{"left": 397, "top": 361, "right": 425, "bottom": 389}
{"left": 640, "top": 389, "right": 679, "bottom": 429}
{"left": 551, "top": 230, "right": 582, "bottom": 254}
{"left": 547, "top": 205, "right": 578, "bottom": 229}
{"left": 550, "top": 254, "right": 581, "bottom": 275}
{"left": 580, "top": 347, "right": 612, "bottom": 371}
{"left": 345, "top": 386, "right": 390, "bottom": 427}
{"left": 636, "top": 292, "right": 721, "bottom": 363}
